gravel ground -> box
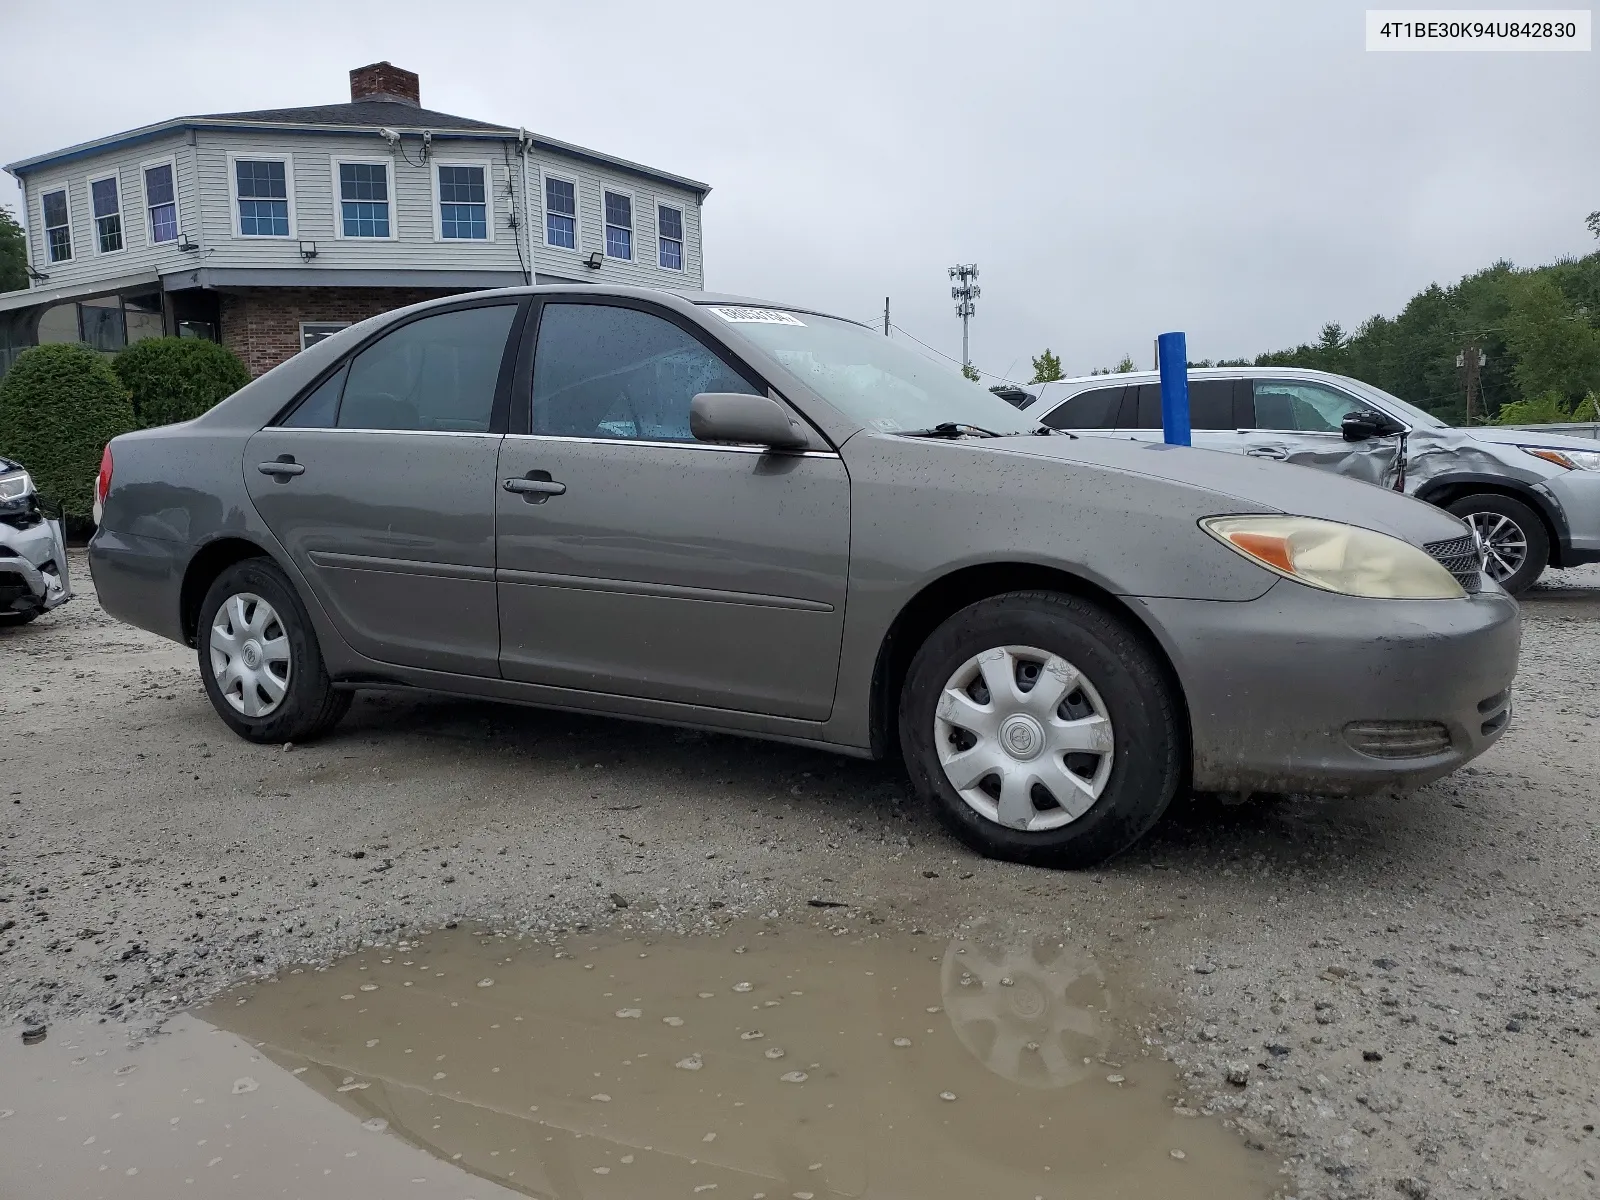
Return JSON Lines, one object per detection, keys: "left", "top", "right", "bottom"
{"left": 2, "top": 553, "right": 1597, "bottom": 1198}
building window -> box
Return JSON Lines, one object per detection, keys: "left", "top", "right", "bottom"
{"left": 143, "top": 161, "right": 178, "bottom": 243}
{"left": 437, "top": 164, "right": 488, "bottom": 240}
{"left": 79, "top": 298, "right": 126, "bottom": 353}
{"left": 42, "top": 188, "right": 72, "bottom": 262}
{"left": 234, "top": 158, "right": 292, "bottom": 237}
{"left": 604, "top": 190, "right": 632, "bottom": 260}
{"left": 300, "top": 321, "right": 351, "bottom": 350}
{"left": 545, "top": 176, "right": 576, "bottom": 249}
{"left": 90, "top": 175, "right": 123, "bottom": 254}
{"left": 657, "top": 203, "right": 684, "bottom": 271}
{"left": 337, "top": 161, "right": 391, "bottom": 238}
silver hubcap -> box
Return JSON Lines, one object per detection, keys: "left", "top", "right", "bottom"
{"left": 1469, "top": 512, "right": 1528, "bottom": 582}
{"left": 934, "top": 644, "right": 1115, "bottom": 833}
{"left": 209, "top": 593, "right": 291, "bottom": 717}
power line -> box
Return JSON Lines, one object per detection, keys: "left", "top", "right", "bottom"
{"left": 887, "top": 321, "right": 1021, "bottom": 386}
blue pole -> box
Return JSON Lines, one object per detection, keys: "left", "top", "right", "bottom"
{"left": 1157, "top": 331, "right": 1191, "bottom": 446}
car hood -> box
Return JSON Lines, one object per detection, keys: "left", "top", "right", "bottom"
{"left": 1458, "top": 426, "right": 1600, "bottom": 453}
{"left": 963, "top": 432, "right": 1472, "bottom": 545}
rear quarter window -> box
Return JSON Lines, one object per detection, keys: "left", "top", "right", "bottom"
{"left": 1041, "top": 386, "right": 1123, "bottom": 429}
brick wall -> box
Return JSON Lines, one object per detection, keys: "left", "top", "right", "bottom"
{"left": 219, "top": 287, "right": 458, "bottom": 376}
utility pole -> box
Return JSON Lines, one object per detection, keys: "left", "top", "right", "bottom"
{"left": 948, "top": 263, "right": 980, "bottom": 374}
{"left": 883, "top": 296, "right": 890, "bottom": 336}
{"left": 1457, "top": 342, "right": 1486, "bottom": 423}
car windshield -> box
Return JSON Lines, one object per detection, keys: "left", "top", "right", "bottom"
{"left": 700, "top": 307, "right": 1039, "bottom": 434}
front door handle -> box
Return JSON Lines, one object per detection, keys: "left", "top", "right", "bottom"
{"left": 1245, "top": 446, "right": 1289, "bottom": 460}
{"left": 258, "top": 458, "right": 305, "bottom": 477}
{"left": 503, "top": 471, "right": 566, "bottom": 502}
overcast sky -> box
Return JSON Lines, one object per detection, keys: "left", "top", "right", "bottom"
{"left": 2, "top": 1, "right": 1595, "bottom": 382}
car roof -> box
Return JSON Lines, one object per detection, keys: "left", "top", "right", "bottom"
{"left": 1021, "top": 366, "right": 1379, "bottom": 409}
{"left": 415, "top": 284, "right": 867, "bottom": 328}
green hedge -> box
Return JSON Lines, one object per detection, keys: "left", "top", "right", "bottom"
{"left": 0, "top": 343, "right": 137, "bottom": 520}
{"left": 114, "top": 336, "right": 250, "bottom": 427}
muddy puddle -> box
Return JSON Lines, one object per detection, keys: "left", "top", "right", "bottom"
{"left": 0, "top": 922, "right": 1277, "bottom": 1198}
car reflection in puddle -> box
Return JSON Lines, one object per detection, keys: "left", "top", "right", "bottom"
{"left": 1, "top": 923, "right": 1276, "bottom": 1198}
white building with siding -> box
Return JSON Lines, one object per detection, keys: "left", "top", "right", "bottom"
{"left": 0, "top": 62, "right": 709, "bottom": 376}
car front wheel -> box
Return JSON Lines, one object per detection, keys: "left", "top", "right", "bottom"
{"left": 1445, "top": 493, "right": 1548, "bottom": 596}
{"left": 197, "top": 558, "right": 351, "bottom": 743}
{"left": 898, "top": 591, "right": 1183, "bottom": 868}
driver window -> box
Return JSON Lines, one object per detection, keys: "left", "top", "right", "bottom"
{"left": 1251, "top": 380, "right": 1366, "bottom": 433}
{"left": 530, "top": 303, "right": 759, "bottom": 441}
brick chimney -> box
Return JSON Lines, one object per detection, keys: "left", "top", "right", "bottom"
{"left": 350, "top": 61, "right": 420, "bottom": 107}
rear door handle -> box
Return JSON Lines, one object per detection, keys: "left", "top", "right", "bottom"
{"left": 258, "top": 460, "right": 305, "bottom": 477}
{"left": 1245, "top": 446, "right": 1288, "bottom": 460}
{"left": 503, "top": 472, "right": 566, "bottom": 501}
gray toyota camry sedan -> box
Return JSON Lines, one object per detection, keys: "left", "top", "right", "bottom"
{"left": 88, "top": 286, "right": 1519, "bottom": 866}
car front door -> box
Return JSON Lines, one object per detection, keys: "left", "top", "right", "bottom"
{"left": 243, "top": 300, "right": 523, "bottom": 677}
{"left": 495, "top": 299, "right": 850, "bottom": 721}
{"left": 1240, "top": 378, "right": 1403, "bottom": 488}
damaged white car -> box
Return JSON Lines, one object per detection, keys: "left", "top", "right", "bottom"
{"left": 1015, "top": 367, "right": 1600, "bottom": 595}
{"left": 0, "top": 455, "right": 72, "bottom": 625}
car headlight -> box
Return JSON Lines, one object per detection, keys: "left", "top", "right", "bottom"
{"left": 1519, "top": 446, "right": 1600, "bottom": 472}
{"left": 1201, "top": 515, "right": 1466, "bottom": 600}
{"left": 0, "top": 468, "right": 35, "bottom": 505}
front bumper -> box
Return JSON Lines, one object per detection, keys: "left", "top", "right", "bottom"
{"left": 1136, "top": 580, "right": 1520, "bottom": 796}
{"left": 1540, "top": 469, "right": 1600, "bottom": 566}
{"left": 0, "top": 513, "right": 72, "bottom": 615}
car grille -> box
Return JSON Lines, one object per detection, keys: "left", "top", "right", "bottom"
{"left": 1425, "top": 534, "right": 1482, "bottom": 593}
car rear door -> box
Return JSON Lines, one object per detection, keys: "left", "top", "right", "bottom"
{"left": 1240, "top": 378, "right": 1402, "bottom": 487}
{"left": 494, "top": 298, "right": 850, "bottom": 720}
{"left": 243, "top": 299, "right": 523, "bottom": 677}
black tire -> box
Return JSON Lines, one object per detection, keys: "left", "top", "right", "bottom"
{"left": 196, "top": 557, "right": 351, "bottom": 743}
{"left": 1444, "top": 493, "right": 1549, "bottom": 596}
{"left": 898, "top": 590, "right": 1184, "bottom": 868}
{"left": 0, "top": 610, "right": 41, "bottom": 627}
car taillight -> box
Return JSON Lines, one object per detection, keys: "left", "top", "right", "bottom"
{"left": 96, "top": 444, "right": 114, "bottom": 507}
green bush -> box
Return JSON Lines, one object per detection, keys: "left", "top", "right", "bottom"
{"left": 113, "top": 336, "right": 250, "bottom": 428}
{"left": 0, "top": 343, "right": 137, "bottom": 520}
{"left": 1495, "top": 390, "right": 1573, "bottom": 426}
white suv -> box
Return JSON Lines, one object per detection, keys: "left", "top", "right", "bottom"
{"left": 1014, "top": 367, "right": 1600, "bottom": 595}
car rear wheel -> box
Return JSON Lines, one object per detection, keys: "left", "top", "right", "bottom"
{"left": 1444, "top": 493, "right": 1548, "bottom": 596}
{"left": 898, "top": 591, "right": 1183, "bottom": 868}
{"left": 197, "top": 558, "right": 350, "bottom": 743}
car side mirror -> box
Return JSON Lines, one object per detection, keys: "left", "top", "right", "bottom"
{"left": 1341, "top": 409, "right": 1407, "bottom": 442}
{"left": 690, "top": 393, "right": 810, "bottom": 450}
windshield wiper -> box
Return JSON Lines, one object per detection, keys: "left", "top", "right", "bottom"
{"left": 896, "top": 422, "right": 1010, "bottom": 439}
{"left": 1032, "top": 425, "right": 1078, "bottom": 438}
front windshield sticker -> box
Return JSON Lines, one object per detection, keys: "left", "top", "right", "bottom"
{"left": 870, "top": 417, "right": 903, "bottom": 431}
{"left": 707, "top": 306, "right": 807, "bottom": 326}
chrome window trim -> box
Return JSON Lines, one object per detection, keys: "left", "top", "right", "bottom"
{"left": 503, "top": 432, "right": 840, "bottom": 458}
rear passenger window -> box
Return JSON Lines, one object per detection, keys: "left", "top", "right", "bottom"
{"left": 1130, "top": 380, "right": 1240, "bottom": 430}
{"left": 337, "top": 305, "right": 517, "bottom": 432}
{"left": 1041, "top": 386, "right": 1122, "bottom": 429}
{"left": 1188, "top": 380, "right": 1240, "bottom": 429}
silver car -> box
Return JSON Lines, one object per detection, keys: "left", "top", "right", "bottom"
{"left": 1015, "top": 367, "right": 1600, "bottom": 595}
{"left": 0, "top": 455, "right": 72, "bottom": 625}
{"left": 88, "top": 288, "right": 1519, "bottom": 866}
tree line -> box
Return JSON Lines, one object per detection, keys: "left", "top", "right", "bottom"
{"left": 1030, "top": 217, "right": 1600, "bottom": 426}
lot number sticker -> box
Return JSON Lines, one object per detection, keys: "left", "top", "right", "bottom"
{"left": 708, "top": 306, "right": 807, "bottom": 326}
